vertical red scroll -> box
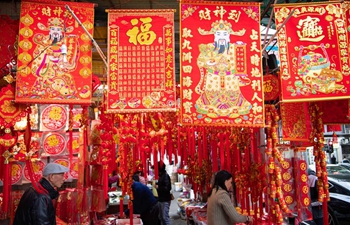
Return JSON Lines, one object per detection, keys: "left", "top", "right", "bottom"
{"left": 106, "top": 9, "right": 176, "bottom": 113}
{"left": 179, "top": 1, "right": 264, "bottom": 127}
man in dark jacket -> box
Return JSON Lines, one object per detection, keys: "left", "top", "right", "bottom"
{"left": 14, "top": 163, "right": 69, "bottom": 225}
{"left": 131, "top": 180, "right": 160, "bottom": 225}
{"left": 156, "top": 161, "right": 172, "bottom": 225}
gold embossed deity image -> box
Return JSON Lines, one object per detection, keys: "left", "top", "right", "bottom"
{"left": 30, "top": 17, "right": 79, "bottom": 99}
{"left": 195, "top": 18, "right": 252, "bottom": 118}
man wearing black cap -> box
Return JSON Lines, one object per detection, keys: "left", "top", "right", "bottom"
{"left": 14, "top": 162, "right": 69, "bottom": 225}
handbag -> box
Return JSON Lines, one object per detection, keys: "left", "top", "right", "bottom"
{"left": 170, "top": 193, "right": 175, "bottom": 200}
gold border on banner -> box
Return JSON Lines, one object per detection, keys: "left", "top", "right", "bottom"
{"left": 274, "top": 1, "right": 343, "bottom": 7}
{"left": 106, "top": 9, "right": 176, "bottom": 13}
{"left": 179, "top": 1, "right": 264, "bottom": 127}
{"left": 106, "top": 10, "right": 177, "bottom": 113}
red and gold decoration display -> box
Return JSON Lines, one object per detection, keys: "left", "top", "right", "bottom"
{"left": 263, "top": 74, "right": 280, "bottom": 101}
{"left": 40, "top": 105, "right": 68, "bottom": 131}
{"left": 179, "top": 1, "right": 264, "bottom": 127}
{"left": 23, "top": 160, "right": 45, "bottom": 182}
{"left": 280, "top": 102, "right": 312, "bottom": 142}
{"left": 106, "top": 9, "right": 176, "bottom": 113}
{"left": 274, "top": 2, "right": 350, "bottom": 102}
{"left": 308, "top": 103, "right": 329, "bottom": 220}
{"left": 265, "top": 105, "right": 290, "bottom": 224}
{"left": 42, "top": 132, "right": 67, "bottom": 156}
{"left": 15, "top": 0, "right": 95, "bottom": 105}
{"left": 0, "top": 85, "right": 27, "bottom": 217}
{"left": 316, "top": 99, "right": 350, "bottom": 124}
{"left": 0, "top": 85, "right": 27, "bottom": 127}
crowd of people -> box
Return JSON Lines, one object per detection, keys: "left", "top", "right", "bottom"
{"left": 13, "top": 160, "right": 329, "bottom": 225}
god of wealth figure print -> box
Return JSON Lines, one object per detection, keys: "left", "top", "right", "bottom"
{"left": 31, "top": 18, "right": 79, "bottom": 98}
{"left": 16, "top": 1, "right": 94, "bottom": 104}
{"left": 180, "top": 2, "right": 264, "bottom": 127}
{"left": 195, "top": 19, "right": 251, "bottom": 118}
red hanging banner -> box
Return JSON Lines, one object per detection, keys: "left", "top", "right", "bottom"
{"left": 179, "top": 1, "right": 264, "bottom": 127}
{"left": 274, "top": 2, "right": 350, "bottom": 102}
{"left": 263, "top": 74, "right": 280, "bottom": 101}
{"left": 106, "top": 9, "right": 176, "bottom": 113}
{"left": 280, "top": 102, "right": 312, "bottom": 142}
{"left": 317, "top": 99, "right": 350, "bottom": 124}
{"left": 15, "top": 0, "right": 95, "bottom": 105}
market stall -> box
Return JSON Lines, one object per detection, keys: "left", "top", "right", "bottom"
{"left": 1, "top": 0, "right": 350, "bottom": 225}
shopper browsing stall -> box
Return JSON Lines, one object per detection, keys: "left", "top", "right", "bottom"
{"left": 130, "top": 175, "right": 160, "bottom": 225}
{"left": 13, "top": 163, "right": 69, "bottom": 225}
{"left": 207, "top": 170, "right": 254, "bottom": 225}
{"left": 156, "top": 161, "right": 172, "bottom": 225}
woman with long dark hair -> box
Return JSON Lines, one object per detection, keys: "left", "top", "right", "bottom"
{"left": 207, "top": 170, "right": 254, "bottom": 225}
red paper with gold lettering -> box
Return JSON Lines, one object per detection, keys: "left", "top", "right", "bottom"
{"left": 280, "top": 102, "right": 311, "bottom": 142}
{"left": 179, "top": 1, "right": 264, "bottom": 127}
{"left": 106, "top": 9, "right": 176, "bottom": 113}
{"left": 15, "top": 0, "right": 95, "bottom": 105}
{"left": 274, "top": 2, "right": 350, "bottom": 102}
{"left": 263, "top": 74, "right": 280, "bottom": 101}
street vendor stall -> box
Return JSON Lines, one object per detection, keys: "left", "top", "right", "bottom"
{"left": 1, "top": 0, "right": 350, "bottom": 225}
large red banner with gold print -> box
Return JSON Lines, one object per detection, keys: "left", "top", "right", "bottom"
{"left": 274, "top": 2, "right": 350, "bottom": 102}
{"left": 179, "top": 1, "right": 264, "bottom": 127}
{"left": 106, "top": 10, "right": 176, "bottom": 113}
{"left": 15, "top": 0, "right": 94, "bottom": 105}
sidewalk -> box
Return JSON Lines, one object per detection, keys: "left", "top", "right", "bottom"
{"left": 170, "top": 190, "right": 187, "bottom": 225}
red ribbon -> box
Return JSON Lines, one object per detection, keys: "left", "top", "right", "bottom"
{"left": 219, "top": 133, "right": 225, "bottom": 171}
{"left": 129, "top": 201, "right": 133, "bottom": 225}
{"left": 211, "top": 136, "right": 218, "bottom": 172}
{"left": 2, "top": 158, "right": 10, "bottom": 214}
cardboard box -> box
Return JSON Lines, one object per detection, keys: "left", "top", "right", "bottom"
{"left": 115, "top": 218, "right": 143, "bottom": 224}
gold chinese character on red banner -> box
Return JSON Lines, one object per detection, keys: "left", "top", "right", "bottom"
{"left": 274, "top": 2, "right": 350, "bottom": 102}
{"left": 106, "top": 10, "right": 176, "bottom": 113}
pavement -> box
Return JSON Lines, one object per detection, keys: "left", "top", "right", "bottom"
{"left": 170, "top": 190, "right": 187, "bottom": 225}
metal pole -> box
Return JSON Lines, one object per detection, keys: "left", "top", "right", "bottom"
{"left": 261, "top": 9, "right": 295, "bottom": 53}
{"left": 65, "top": 5, "right": 108, "bottom": 68}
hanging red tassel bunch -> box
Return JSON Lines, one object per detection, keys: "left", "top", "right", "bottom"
{"left": 265, "top": 105, "right": 290, "bottom": 225}
{"left": 309, "top": 103, "right": 329, "bottom": 202}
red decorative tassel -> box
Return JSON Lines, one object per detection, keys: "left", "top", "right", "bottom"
{"left": 191, "top": 127, "right": 195, "bottom": 159}
{"left": 211, "top": 136, "right": 218, "bottom": 172}
{"left": 203, "top": 127, "right": 207, "bottom": 161}
{"left": 219, "top": 133, "right": 225, "bottom": 170}
{"left": 187, "top": 128, "right": 191, "bottom": 159}
{"left": 198, "top": 130, "right": 202, "bottom": 168}
{"left": 103, "top": 165, "right": 108, "bottom": 200}
{"left": 69, "top": 105, "right": 73, "bottom": 172}
{"left": 160, "top": 138, "right": 165, "bottom": 163}
{"left": 120, "top": 195, "right": 124, "bottom": 218}
{"left": 176, "top": 126, "right": 181, "bottom": 166}
{"left": 225, "top": 133, "right": 231, "bottom": 173}
{"left": 129, "top": 201, "right": 133, "bottom": 225}
{"left": 153, "top": 143, "right": 158, "bottom": 180}
{"left": 182, "top": 128, "right": 187, "bottom": 166}
{"left": 167, "top": 133, "right": 171, "bottom": 164}
{"left": 2, "top": 157, "right": 10, "bottom": 214}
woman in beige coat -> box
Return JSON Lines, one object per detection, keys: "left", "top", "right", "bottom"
{"left": 207, "top": 170, "right": 254, "bottom": 225}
